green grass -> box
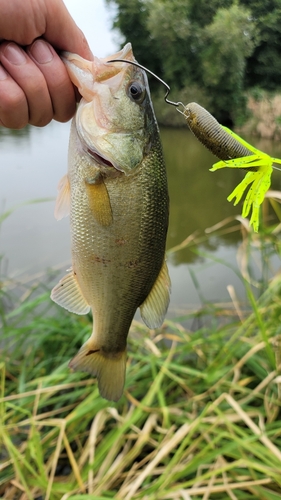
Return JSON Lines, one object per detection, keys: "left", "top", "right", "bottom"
{"left": 1, "top": 211, "right": 281, "bottom": 499}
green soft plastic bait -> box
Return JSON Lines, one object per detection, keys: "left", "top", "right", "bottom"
{"left": 184, "top": 102, "right": 281, "bottom": 232}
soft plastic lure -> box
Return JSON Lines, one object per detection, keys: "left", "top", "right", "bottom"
{"left": 107, "top": 59, "right": 281, "bottom": 231}
{"left": 183, "top": 102, "right": 281, "bottom": 232}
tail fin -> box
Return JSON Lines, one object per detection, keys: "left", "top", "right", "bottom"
{"left": 69, "top": 342, "right": 127, "bottom": 402}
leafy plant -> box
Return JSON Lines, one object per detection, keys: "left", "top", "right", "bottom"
{"left": 1, "top": 219, "right": 281, "bottom": 498}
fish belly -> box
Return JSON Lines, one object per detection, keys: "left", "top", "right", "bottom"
{"left": 70, "top": 136, "right": 169, "bottom": 353}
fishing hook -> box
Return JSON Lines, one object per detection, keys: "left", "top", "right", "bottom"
{"left": 107, "top": 59, "right": 281, "bottom": 175}
{"left": 107, "top": 58, "right": 184, "bottom": 109}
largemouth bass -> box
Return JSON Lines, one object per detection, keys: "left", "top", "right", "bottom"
{"left": 51, "top": 43, "right": 170, "bottom": 402}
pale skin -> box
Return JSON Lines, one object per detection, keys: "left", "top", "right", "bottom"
{"left": 0, "top": 0, "right": 93, "bottom": 128}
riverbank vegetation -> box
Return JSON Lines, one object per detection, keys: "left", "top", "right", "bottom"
{"left": 2, "top": 204, "right": 281, "bottom": 499}
{"left": 106, "top": 0, "right": 281, "bottom": 129}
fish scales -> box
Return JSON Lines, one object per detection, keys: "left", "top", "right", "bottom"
{"left": 69, "top": 125, "right": 168, "bottom": 350}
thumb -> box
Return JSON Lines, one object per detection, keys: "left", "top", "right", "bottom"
{"left": 44, "top": 0, "right": 93, "bottom": 60}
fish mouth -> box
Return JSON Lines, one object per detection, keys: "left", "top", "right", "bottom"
{"left": 76, "top": 109, "right": 124, "bottom": 172}
{"left": 86, "top": 146, "right": 115, "bottom": 168}
{"left": 62, "top": 43, "right": 135, "bottom": 102}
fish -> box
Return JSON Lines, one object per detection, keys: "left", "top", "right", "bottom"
{"left": 51, "top": 43, "right": 171, "bottom": 402}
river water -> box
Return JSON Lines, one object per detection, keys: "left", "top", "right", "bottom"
{"left": 1, "top": 121, "right": 281, "bottom": 316}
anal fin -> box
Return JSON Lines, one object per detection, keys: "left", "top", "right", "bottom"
{"left": 51, "top": 272, "right": 90, "bottom": 315}
{"left": 140, "top": 260, "right": 171, "bottom": 329}
{"left": 69, "top": 341, "right": 126, "bottom": 402}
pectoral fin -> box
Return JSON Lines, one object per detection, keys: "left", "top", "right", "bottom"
{"left": 140, "top": 260, "right": 171, "bottom": 329}
{"left": 85, "top": 178, "right": 113, "bottom": 227}
{"left": 54, "top": 174, "right": 71, "bottom": 220}
{"left": 51, "top": 272, "right": 90, "bottom": 315}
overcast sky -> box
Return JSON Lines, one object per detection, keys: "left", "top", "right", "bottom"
{"left": 64, "top": 0, "right": 120, "bottom": 57}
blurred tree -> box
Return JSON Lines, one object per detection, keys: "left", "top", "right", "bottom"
{"left": 187, "top": 0, "right": 232, "bottom": 27}
{"left": 147, "top": 1, "right": 258, "bottom": 122}
{"left": 242, "top": 2, "right": 281, "bottom": 89}
{"left": 200, "top": 3, "right": 258, "bottom": 122}
{"left": 105, "top": 0, "right": 162, "bottom": 86}
{"left": 106, "top": 0, "right": 280, "bottom": 125}
{"left": 147, "top": 0, "right": 195, "bottom": 85}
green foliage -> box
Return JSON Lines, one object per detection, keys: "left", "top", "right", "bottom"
{"left": 238, "top": 0, "right": 281, "bottom": 88}
{"left": 249, "top": 85, "right": 266, "bottom": 101}
{"left": 147, "top": 0, "right": 195, "bottom": 86}
{"left": 2, "top": 191, "right": 281, "bottom": 497}
{"left": 105, "top": 0, "right": 162, "bottom": 88}
{"left": 200, "top": 4, "right": 258, "bottom": 122}
{"left": 187, "top": 0, "right": 233, "bottom": 27}
{"left": 2, "top": 233, "right": 281, "bottom": 498}
{"left": 107, "top": 0, "right": 281, "bottom": 126}
{"left": 153, "top": 84, "right": 211, "bottom": 126}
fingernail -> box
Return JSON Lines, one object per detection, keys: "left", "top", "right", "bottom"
{"left": 3, "top": 43, "right": 26, "bottom": 65}
{"left": 0, "top": 65, "right": 7, "bottom": 80}
{"left": 30, "top": 40, "right": 54, "bottom": 64}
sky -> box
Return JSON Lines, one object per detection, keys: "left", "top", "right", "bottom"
{"left": 64, "top": 0, "right": 120, "bottom": 57}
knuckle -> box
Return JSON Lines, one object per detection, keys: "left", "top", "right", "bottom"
{"left": 30, "top": 113, "right": 52, "bottom": 127}
{"left": 0, "top": 90, "right": 28, "bottom": 128}
{"left": 28, "top": 77, "right": 47, "bottom": 97}
{"left": 0, "top": 87, "right": 24, "bottom": 111}
{"left": 54, "top": 102, "right": 76, "bottom": 123}
{"left": 51, "top": 83, "right": 76, "bottom": 123}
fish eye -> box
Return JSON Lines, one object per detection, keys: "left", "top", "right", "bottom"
{"left": 127, "top": 81, "right": 146, "bottom": 103}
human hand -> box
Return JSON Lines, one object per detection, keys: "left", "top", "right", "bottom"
{"left": 0, "top": 0, "right": 93, "bottom": 128}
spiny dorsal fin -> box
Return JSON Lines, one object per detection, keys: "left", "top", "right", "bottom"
{"left": 140, "top": 260, "right": 171, "bottom": 329}
{"left": 85, "top": 178, "right": 113, "bottom": 227}
{"left": 51, "top": 272, "right": 90, "bottom": 315}
{"left": 54, "top": 174, "right": 71, "bottom": 220}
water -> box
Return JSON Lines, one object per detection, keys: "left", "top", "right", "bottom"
{"left": 1, "top": 121, "right": 281, "bottom": 315}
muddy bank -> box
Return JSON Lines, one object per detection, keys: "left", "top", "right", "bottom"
{"left": 238, "top": 93, "right": 281, "bottom": 140}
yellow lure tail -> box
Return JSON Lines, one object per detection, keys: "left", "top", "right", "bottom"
{"left": 182, "top": 102, "right": 281, "bottom": 232}
{"left": 211, "top": 127, "right": 280, "bottom": 232}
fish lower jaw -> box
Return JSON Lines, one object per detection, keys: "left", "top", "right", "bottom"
{"left": 86, "top": 147, "right": 114, "bottom": 168}
{"left": 78, "top": 131, "right": 123, "bottom": 173}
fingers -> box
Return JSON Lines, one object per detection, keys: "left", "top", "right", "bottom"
{"left": 27, "top": 40, "right": 76, "bottom": 123}
{"left": 0, "top": 57, "right": 29, "bottom": 129}
{"left": 0, "top": 40, "right": 76, "bottom": 128}
{"left": 44, "top": 0, "right": 93, "bottom": 60}
{"left": 0, "top": 42, "right": 50, "bottom": 128}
